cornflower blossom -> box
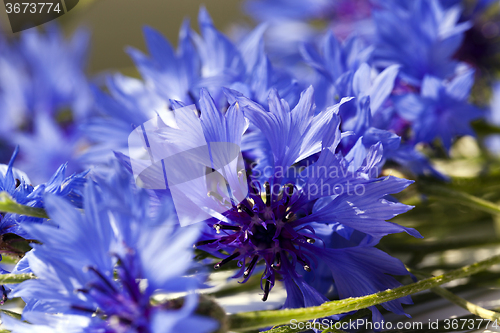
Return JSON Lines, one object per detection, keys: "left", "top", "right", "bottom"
{"left": 3, "top": 163, "right": 218, "bottom": 333}
{"left": 0, "top": 148, "right": 86, "bottom": 240}
{"left": 85, "top": 8, "right": 297, "bottom": 167}
{"left": 394, "top": 70, "right": 483, "bottom": 151}
{"left": 127, "top": 7, "right": 297, "bottom": 106}
{"left": 132, "top": 86, "right": 422, "bottom": 323}
{"left": 373, "top": 0, "right": 471, "bottom": 84}
{"left": 0, "top": 25, "right": 91, "bottom": 182}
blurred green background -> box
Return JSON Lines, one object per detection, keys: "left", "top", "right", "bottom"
{"left": 0, "top": 0, "right": 246, "bottom": 73}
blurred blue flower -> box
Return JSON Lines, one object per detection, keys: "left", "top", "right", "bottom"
{"left": 193, "top": 8, "right": 299, "bottom": 105}
{"left": 127, "top": 7, "right": 297, "bottom": 108}
{"left": 301, "top": 32, "right": 464, "bottom": 178}
{"left": 394, "top": 70, "right": 482, "bottom": 150}
{"left": 127, "top": 19, "right": 199, "bottom": 105}
{"left": 82, "top": 74, "right": 170, "bottom": 166}
{"left": 17, "top": 25, "right": 91, "bottom": 120}
{"left": 4, "top": 162, "right": 218, "bottom": 333}
{"left": 0, "top": 25, "right": 91, "bottom": 180}
{"left": 85, "top": 7, "right": 298, "bottom": 167}
{"left": 300, "top": 32, "right": 373, "bottom": 110}
{"left": 14, "top": 113, "right": 86, "bottom": 185}
{"left": 373, "top": 0, "right": 471, "bottom": 84}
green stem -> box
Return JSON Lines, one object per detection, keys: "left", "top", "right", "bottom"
{"left": 0, "top": 192, "right": 49, "bottom": 219}
{"left": 420, "top": 183, "right": 500, "bottom": 216}
{"left": 410, "top": 268, "right": 500, "bottom": 321}
{"left": 228, "top": 254, "right": 500, "bottom": 331}
{"left": 431, "top": 287, "right": 500, "bottom": 320}
{"left": 0, "top": 273, "right": 36, "bottom": 284}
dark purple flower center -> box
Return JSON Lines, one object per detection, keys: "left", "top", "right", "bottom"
{"left": 71, "top": 254, "right": 152, "bottom": 333}
{"left": 197, "top": 181, "right": 318, "bottom": 301}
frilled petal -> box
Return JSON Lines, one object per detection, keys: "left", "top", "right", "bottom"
{"left": 234, "top": 87, "right": 351, "bottom": 178}
{"left": 296, "top": 176, "right": 421, "bottom": 238}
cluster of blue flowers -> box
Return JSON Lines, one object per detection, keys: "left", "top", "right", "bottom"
{"left": 0, "top": 0, "right": 498, "bottom": 332}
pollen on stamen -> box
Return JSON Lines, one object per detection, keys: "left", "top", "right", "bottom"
{"left": 194, "top": 239, "right": 217, "bottom": 249}
{"left": 214, "top": 252, "right": 240, "bottom": 269}
{"left": 305, "top": 237, "right": 316, "bottom": 244}
{"left": 243, "top": 255, "right": 259, "bottom": 277}
{"left": 237, "top": 203, "right": 255, "bottom": 217}
{"left": 271, "top": 252, "right": 281, "bottom": 270}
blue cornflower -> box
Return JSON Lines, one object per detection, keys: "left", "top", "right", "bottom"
{"left": 13, "top": 112, "right": 86, "bottom": 184}
{"left": 146, "top": 87, "right": 421, "bottom": 321}
{"left": 0, "top": 25, "right": 91, "bottom": 128}
{"left": 373, "top": 0, "right": 471, "bottom": 84}
{"left": 127, "top": 7, "right": 297, "bottom": 107}
{"left": 17, "top": 25, "right": 91, "bottom": 120}
{"left": 127, "top": 19, "right": 199, "bottom": 105}
{"left": 126, "top": 7, "right": 241, "bottom": 105}
{"left": 190, "top": 7, "right": 299, "bottom": 105}
{"left": 301, "top": 34, "right": 459, "bottom": 178}
{"left": 0, "top": 148, "right": 86, "bottom": 239}
{"left": 0, "top": 45, "right": 29, "bottom": 144}
{"left": 85, "top": 7, "right": 298, "bottom": 167}
{"left": 300, "top": 32, "right": 373, "bottom": 110}
{"left": 301, "top": 32, "right": 373, "bottom": 85}
{"left": 0, "top": 25, "right": 91, "bottom": 178}
{"left": 300, "top": 31, "right": 397, "bottom": 132}
{"left": 3, "top": 162, "right": 218, "bottom": 333}
{"left": 82, "top": 74, "right": 169, "bottom": 165}
{"left": 394, "top": 70, "right": 483, "bottom": 150}
{"left": 301, "top": 40, "right": 403, "bottom": 159}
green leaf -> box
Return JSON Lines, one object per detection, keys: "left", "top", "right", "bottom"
{"left": 228, "top": 254, "right": 500, "bottom": 331}
{"left": 0, "top": 192, "right": 49, "bottom": 219}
